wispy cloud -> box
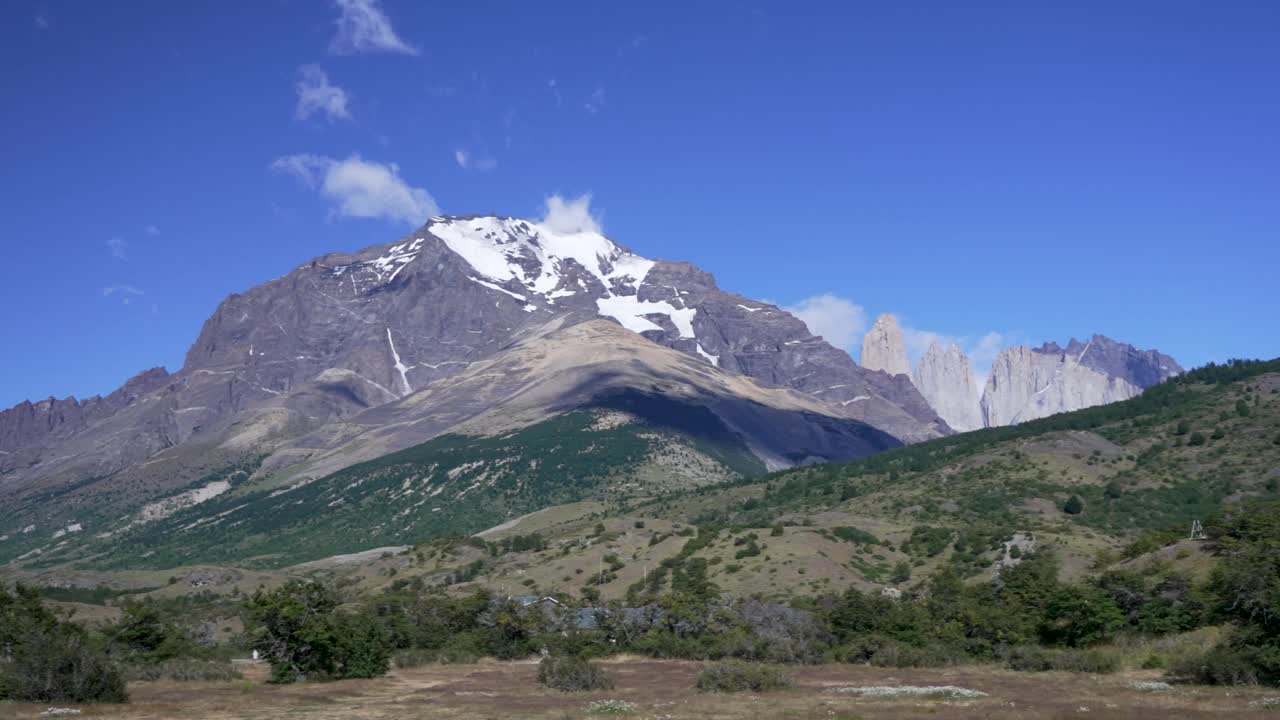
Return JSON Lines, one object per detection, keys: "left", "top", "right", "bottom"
{"left": 540, "top": 194, "right": 602, "bottom": 234}
{"left": 295, "top": 65, "right": 352, "bottom": 122}
{"left": 784, "top": 294, "right": 867, "bottom": 351}
{"left": 547, "top": 77, "right": 563, "bottom": 107}
{"left": 330, "top": 0, "right": 418, "bottom": 55}
{"left": 584, "top": 85, "right": 607, "bottom": 115}
{"left": 107, "top": 237, "right": 128, "bottom": 259}
{"left": 102, "top": 285, "right": 144, "bottom": 305}
{"left": 617, "top": 34, "right": 646, "bottom": 57}
{"left": 453, "top": 145, "right": 496, "bottom": 172}
{"left": 145, "top": 225, "right": 160, "bottom": 236}
{"left": 271, "top": 153, "right": 438, "bottom": 226}
{"left": 35, "top": 13, "right": 49, "bottom": 30}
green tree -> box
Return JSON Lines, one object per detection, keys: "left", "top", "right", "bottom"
{"left": 1063, "top": 495, "right": 1085, "bottom": 515}
{"left": 101, "top": 599, "right": 188, "bottom": 665}
{"left": 1038, "top": 586, "right": 1125, "bottom": 647}
{"left": 891, "top": 561, "right": 912, "bottom": 584}
{"left": 245, "top": 580, "right": 390, "bottom": 683}
{"left": 0, "top": 584, "right": 127, "bottom": 703}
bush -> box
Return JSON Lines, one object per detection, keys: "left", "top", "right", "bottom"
{"left": 868, "top": 642, "right": 966, "bottom": 668}
{"left": 245, "top": 580, "right": 391, "bottom": 683}
{"left": 0, "top": 624, "right": 128, "bottom": 703}
{"left": 1063, "top": 495, "right": 1085, "bottom": 515}
{"left": 1169, "top": 644, "right": 1259, "bottom": 686}
{"left": 1038, "top": 586, "right": 1125, "bottom": 647}
{"left": 124, "top": 658, "right": 241, "bottom": 682}
{"left": 1002, "top": 645, "right": 1119, "bottom": 674}
{"left": 0, "top": 584, "right": 128, "bottom": 703}
{"left": 695, "top": 660, "right": 791, "bottom": 692}
{"left": 538, "top": 655, "right": 614, "bottom": 691}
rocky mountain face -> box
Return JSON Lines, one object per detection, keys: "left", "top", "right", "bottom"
{"left": 980, "top": 337, "right": 1182, "bottom": 427}
{"left": 860, "top": 314, "right": 911, "bottom": 377}
{"left": 981, "top": 346, "right": 1139, "bottom": 426}
{"left": 1037, "top": 335, "right": 1183, "bottom": 389}
{"left": 0, "top": 215, "right": 951, "bottom": 563}
{"left": 846, "top": 312, "right": 1184, "bottom": 431}
{"left": 912, "top": 343, "right": 984, "bottom": 432}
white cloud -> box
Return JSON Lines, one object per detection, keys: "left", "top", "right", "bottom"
{"left": 35, "top": 13, "right": 49, "bottom": 30}
{"left": 784, "top": 294, "right": 867, "bottom": 351}
{"left": 272, "top": 153, "right": 438, "bottom": 226}
{"left": 540, "top": 194, "right": 602, "bottom": 235}
{"left": 547, "top": 77, "right": 563, "bottom": 107}
{"left": 330, "top": 0, "right": 418, "bottom": 55}
{"left": 584, "top": 85, "right": 607, "bottom": 115}
{"left": 145, "top": 225, "right": 159, "bottom": 236}
{"left": 107, "top": 237, "right": 128, "bottom": 259}
{"left": 102, "top": 285, "right": 144, "bottom": 305}
{"left": 454, "top": 146, "right": 496, "bottom": 171}
{"left": 295, "top": 65, "right": 352, "bottom": 122}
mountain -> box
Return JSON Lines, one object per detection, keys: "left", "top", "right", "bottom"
{"left": 848, "top": 312, "right": 1185, "bottom": 431}
{"left": 1038, "top": 335, "right": 1183, "bottom": 389}
{"left": 913, "top": 342, "right": 984, "bottom": 432}
{"left": 982, "top": 336, "right": 1184, "bottom": 427}
{"left": 859, "top": 313, "right": 911, "bottom": 377}
{"left": 0, "top": 215, "right": 948, "bottom": 567}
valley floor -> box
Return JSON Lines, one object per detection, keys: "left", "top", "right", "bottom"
{"left": 4, "top": 659, "right": 1277, "bottom": 720}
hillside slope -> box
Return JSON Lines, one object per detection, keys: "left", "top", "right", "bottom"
{"left": 337, "top": 359, "right": 1279, "bottom": 602}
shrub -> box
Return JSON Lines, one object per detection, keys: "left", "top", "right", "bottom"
{"left": 1002, "top": 645, "right": 1119, "bottom": 674}
{"left": 868, "top": 642, "right": 966, "bottom": 668}
{"left": 0, "top": 584, "right": 128, "bottom": 703}
{"left": 1063, "top": 495, "right": 1085, "bottom": 515}
{"left": 124, "top": 658, "right": 241, "bottom": 682}
{"left": 1038, "top": 586, "right": 1125, "bottom": 647}
{"left": 392, "top": 648, "right": 437, "bottom": 668}
{"left": 1169, "top": 644, "right": 1259, "bottom": 686}
{"left": 0, "top": 624, "right": 128, "bottom": 703}
{"left": 245, "top": 580, "right": 391, "bottom": 683}
{"left": 695, "top": 660, "right": 791, "bottom": 692}
{"left": 538, "top": 655, "right": 614, "bottom": 691}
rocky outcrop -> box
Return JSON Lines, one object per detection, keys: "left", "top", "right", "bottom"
{"left": 1039, "top": 335, "right": 1183, "bottom": 387}
{"left": 981, "top": 346, "right": 1141, "bottom": 427}
{"left": 913, "top": 343, "right": 983, "bottom": 432}
{"left": 860, "top": 314, "right": 911, "bottom": 377}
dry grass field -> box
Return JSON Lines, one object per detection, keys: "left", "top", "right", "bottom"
{"left": 4, "top": 658, "right": 1278, "bottom": 720}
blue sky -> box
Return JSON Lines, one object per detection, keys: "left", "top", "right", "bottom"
{"left": 2, "top": 1, "right": 1277, "bottom": 408}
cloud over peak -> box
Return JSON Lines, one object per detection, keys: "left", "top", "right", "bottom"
{"left": 330, "top": 0, "right": 418, "bottom": 55}
{"left": 295, "top": 65, "right": 352, "bottom": 122}
{"left": 540, "top": 194, "right": 602, "bottom": 235}
{"left": 271, "top": 154, "right": 438, "bottom": 226}
{"left": 784, "top": 294, "right": 867, "bottom": 351}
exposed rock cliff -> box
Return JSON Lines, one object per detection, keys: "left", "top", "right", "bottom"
{"left": 860, "top": 314, "right": 911, "bottom": 377}
{"left": 913, "top": 343, "right": 983, "bottom": 432}
{"left": 981, "top": 346, "right": 1141, "bottom": 426}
